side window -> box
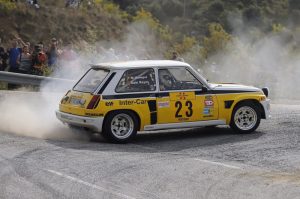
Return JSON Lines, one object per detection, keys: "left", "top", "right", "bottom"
{"left": 115, "top": 68, "right": 156, "bottom": 93}
{"left": 158, "top": 68, "right": 202, "bottom": 91}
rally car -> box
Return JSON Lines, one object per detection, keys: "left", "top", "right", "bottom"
{"left": 56, "top": 60, "right": 270, "bottom": 143}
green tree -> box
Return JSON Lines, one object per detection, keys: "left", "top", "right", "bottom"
{"left": 202, "top": 23, "right": 232, "bottom": 59}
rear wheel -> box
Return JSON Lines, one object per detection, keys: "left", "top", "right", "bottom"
{"left": 102, "top": 111, "right": 138, "bottom": 143}
{"left": 230, "top": 102, "right": 261, "bottom": 133}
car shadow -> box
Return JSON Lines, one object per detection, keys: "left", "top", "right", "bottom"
{"left": 46, "top": 126, "right": 265, "bottom": 153}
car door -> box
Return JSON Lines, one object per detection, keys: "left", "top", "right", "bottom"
{"left": 156, "top": 67, "right": 218, "bottom": 124}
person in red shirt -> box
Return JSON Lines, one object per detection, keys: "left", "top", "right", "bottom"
{"left": 32, "top": 42, "right": 47, "bottom": 75}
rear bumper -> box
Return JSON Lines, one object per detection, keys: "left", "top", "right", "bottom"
{"left": 260, "top": 99, "right": 271, "bottom": 119}
{"left": 55, "top": 110, "right": 103, "bottom": 132}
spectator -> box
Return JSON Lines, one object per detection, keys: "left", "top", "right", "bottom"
{"left": 65, "top": 0, "right": 81, "bottom": 8}
{"left": 32, "top": 42, "right": 47, "bottom": 76}
{"left": 60, "top": 43, "right": 77, "bottom": 61}
{"left": 8, "top": 40, "right": 21, "bottom": 73}
{"left": 19, "top": 45, "right": 32, "bottom": 74}
{"left": 33, "top": 0, "right": 40, "bottom": 9}
{"left": 171, "top": 51, "right": 184, "bottom": 62}
{"left": 16, "top": 37, "right": 32, "bottom": 53}
{"left": 0, "top": 38, "right": 9, "bottom": 71}
{"left": 26, "top": 0, "right": 39, "bottom": 8}
{"left": 46, "top": 38, "right": 60, "bottom": 67}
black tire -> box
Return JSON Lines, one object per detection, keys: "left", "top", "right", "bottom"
{"left": 230, "top": 102, "right": 261, "bottom": 134}
{"left": 102, "top": 110, "right": 138, "bottom": 143}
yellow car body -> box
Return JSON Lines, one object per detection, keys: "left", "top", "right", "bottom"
{"left": 56, "top": 60, "right": 270, "bottom": 143}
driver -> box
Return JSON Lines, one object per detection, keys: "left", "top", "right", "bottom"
{"left": 159, "top": 70, "right": 173, "bottom": 91}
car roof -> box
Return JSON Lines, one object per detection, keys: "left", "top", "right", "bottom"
{"left": 92, "top": 60, "right": 191, "bottom": 70}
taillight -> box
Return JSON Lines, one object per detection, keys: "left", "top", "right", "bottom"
{"left": 60, "top": 90, "right": 71, "bottom": 104}
{"left": 87, "top": 95, "right": 101, "bottom": 109}
{"left": 60, "top": 96, "right": 69, "bottom": 104}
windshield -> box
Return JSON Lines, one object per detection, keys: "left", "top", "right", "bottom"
{"left": 73, "top": 68, "right": 109, "bottom": 93}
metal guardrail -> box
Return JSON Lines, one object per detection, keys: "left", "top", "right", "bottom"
{"left": 0, "top": 71, "right": 75, "bottom": 88}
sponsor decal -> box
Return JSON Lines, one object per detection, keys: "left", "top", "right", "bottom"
{"left": 176, "top": 92, "right": 189, "bottom": 100}
{"left": 85, "top": 113, "right": 103, "bottom": 117}
{"left": 119, "top": 99, "right": 147, "bottom": 106}
{"left": 170, "top": 92, "right": 195, "bottom": 101}
{"left": 178, "top": 117, "right": 189, "bottom": 121}
{"left": 204, "top": 95, "right": 214, "bottom": 107}
{"left": 105, "top": 101, "right": 114, "bottom": 106}
{"left": 60, "top": 114, "right": 72, "bottom": 120}
{"left": 203, "top": 107, "right": 211, "bottom": 115}
{"left": 158, "top": 101, "right": 170, "bottom": 108}
{"left": 203, "top": 107, "right": 213, "bottom": 118}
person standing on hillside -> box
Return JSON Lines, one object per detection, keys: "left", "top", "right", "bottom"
{"left": 32, "top": 42, "right": 47, "bottom": 76}
{"left": 8, "top": 40, "right": 21, "bottom": 73}
{"left": 171, "top": 51, "right": 184, "bottom": 62}
{"left": 60, "top": 43, "right": 77, "bottom": 61}
{"left": 19, "top": 45, "right": 32, "bottom": 74}
{"left": 33, "top": 0, "right": 39, "bottom": 9}
{"left": 16, "top": 37, "right": 31, "bottom": 54}
{"left": 47, "top": 38, "right": 60, "bottom": 67}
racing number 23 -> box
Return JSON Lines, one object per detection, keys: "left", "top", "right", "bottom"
{"left": 175, "top": 101, "right": 193, "bottom": 118}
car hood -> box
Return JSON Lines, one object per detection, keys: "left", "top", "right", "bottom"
{"left": 209, "top": 83, "right": 262, "bottom": 93}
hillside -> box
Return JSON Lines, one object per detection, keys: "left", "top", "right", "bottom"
{"left": 0, "top": 0, "right": 127, "bottom": 46}
{"left": 1, "top": 0, "right": 300, "bottom": 57}
{"left": 113, "top": 0, "right": 300, "bottom": 40}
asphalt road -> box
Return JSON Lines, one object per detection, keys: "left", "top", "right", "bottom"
{"left": 0, "top": 102, "right": 300, "bottom": 199}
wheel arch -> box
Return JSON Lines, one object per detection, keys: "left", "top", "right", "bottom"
{"left": 103, "top": 109, "right": 141, "bottom": 131}
{"left": 232, "top": 99, "right": 266, "bottom": 119}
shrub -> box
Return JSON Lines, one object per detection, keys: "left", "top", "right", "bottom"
{"left": 202, "top": 23, "right": 232, "bottom": 59}
{"left": 0, "top": 0, "right": 16, "bottom": 14}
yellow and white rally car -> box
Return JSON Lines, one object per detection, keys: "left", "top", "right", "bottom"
{"left": 56, "top": 60, "right": 270, "bottom": 143}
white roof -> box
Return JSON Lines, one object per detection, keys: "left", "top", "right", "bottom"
{"left": 93, "top": 60, "right": 190, "bottom": 69}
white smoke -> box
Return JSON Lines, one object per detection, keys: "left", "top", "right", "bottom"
{"left": 0, "top": 92, "right": 89, "bottom": 140}
{"left": 201, "top": 20, "right": 300, "bottom": 100}
{"left": 0, "top": 21, "right": 164, "bottom": 140}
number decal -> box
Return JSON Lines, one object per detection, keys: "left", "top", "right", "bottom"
{"left": 186, "top": 101, "right": 193, "bottom": 117}
{"left": 175, "top": 101, "right": 182, "bottom": 118}
{"left": 175, "top": 101, "right": 193, "bottom": 118}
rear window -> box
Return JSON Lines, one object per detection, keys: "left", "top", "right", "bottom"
{"left": 73, "top": 68, "right": 109, "bottom": 93}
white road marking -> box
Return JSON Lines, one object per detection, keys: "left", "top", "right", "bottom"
{"left": 45, "top": 169, "right": 136, "bottom": 199}
{"left": 194, "top": 158, "right": 242, "bottom": 170}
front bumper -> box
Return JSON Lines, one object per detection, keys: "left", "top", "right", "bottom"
{"left": 55, "top": 110, "right": 104, "bottom": 132}
{"left": 260, "top": 99, "right": 271, "bottom": 119}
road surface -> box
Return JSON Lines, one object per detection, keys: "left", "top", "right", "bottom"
{"left": 0, "top": 101, "right": 300, "bottom": 199}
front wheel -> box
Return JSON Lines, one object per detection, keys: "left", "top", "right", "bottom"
{"left": 102, "top": 111, "right": 138, "bottom": 143}
{"left": 230, "top": 102, "right": 261, "bottom": 133}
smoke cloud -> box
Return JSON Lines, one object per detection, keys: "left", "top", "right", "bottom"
{"left": 201, "top": 16, "right": 300, "bottom": 100}
{"left": 0, "top": 22, "right": 163, "bottom": 140}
